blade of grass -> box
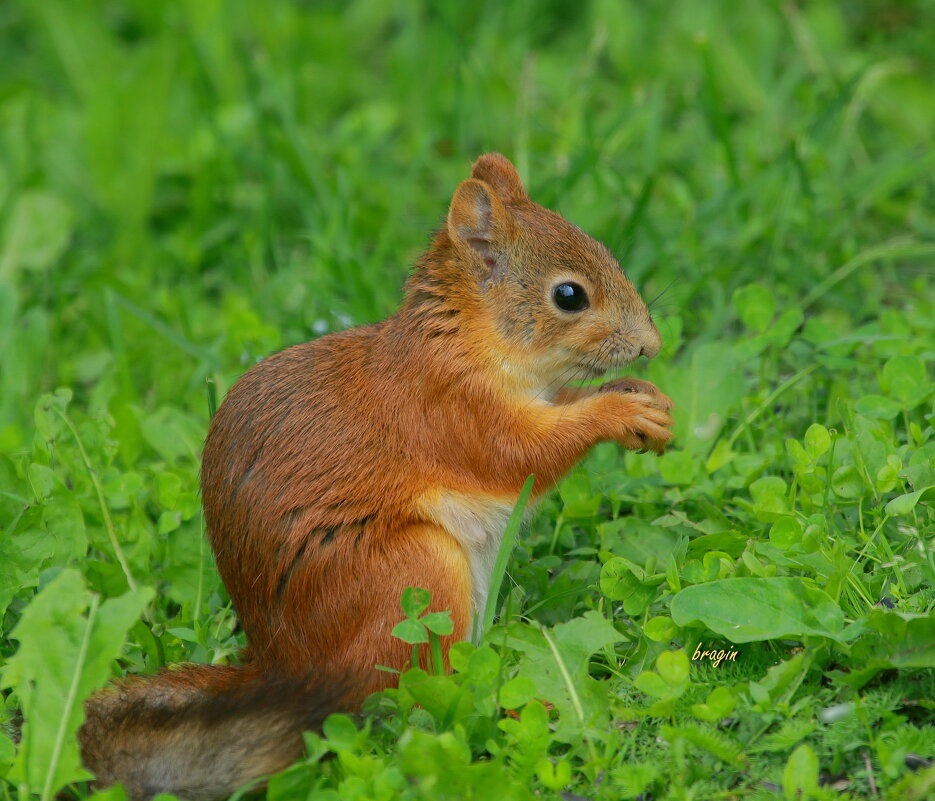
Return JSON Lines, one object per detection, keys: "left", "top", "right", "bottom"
{"left": 802, "top": 240, "right": 935, "bottom": 310}
{"left": 480, "top": 474, "right": 534, "bottom": 639}
{"left": 54, "top": 407, "right": 138, "bottom": 594}
{"left": 111, "top": 291, "right": 220, "bottom": 367}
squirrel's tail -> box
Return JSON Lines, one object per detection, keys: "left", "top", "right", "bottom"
{"left": 79, "top": 663, "right": 350, "bottom": 801}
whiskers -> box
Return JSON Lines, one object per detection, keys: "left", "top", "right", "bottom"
{"left": 646, "top": 280, "right": 679, "bottom": 322}
{"left": 529, "top": 341, "right": 614, "bottom": 412}
{"left": 647, "top": 279, "right": 677, "bottom": 311}
{"left": 510, "top": 340, "right": 609, "bottom": 416}
{"left": 503, "top": 325, "right": 656, "bottom": 419}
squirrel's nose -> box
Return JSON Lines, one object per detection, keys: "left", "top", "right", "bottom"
{"left": 639, "top": 327, "right": 662, "bottom": 359}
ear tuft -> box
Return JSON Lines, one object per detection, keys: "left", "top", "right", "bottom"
{"left": 470, "top": 153, "right": 528, "bottom": 204}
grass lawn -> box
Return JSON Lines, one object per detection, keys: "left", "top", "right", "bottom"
{"left": 1, "top": 1, "right": 934, "bottom": 799}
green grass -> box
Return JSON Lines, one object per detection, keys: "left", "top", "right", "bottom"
{"left": 2, "top": 1, "right": 935, "bottom": 799}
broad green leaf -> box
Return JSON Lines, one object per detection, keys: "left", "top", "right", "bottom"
{"left": 691, "top": 685, "right": 736, "bottom": 722}
{"left": 885, "top": 616, "right": 935, "bottom": 668}
{"left": 783, "top": 744, "right": 819, "bottom": 800}
{"left": 506, "top": 613, "right": 622, "bottom": 742}
{"left": 0, "top": 530, "right": 55, "bottom": 620}
{"left": 465, "top": 645, "right": 500, "bottom": 685}
{"left": 400, "top": 586, "right": 431, "bottom": 618}
{"left": 855, "top": 394, "right": 902, "bottom": 420}
{"left": 599, "top": 557, "right": 643, "bottom": 601}
{"left": 447, "top": 641, "right": 475, "bottom": 673}
{"left": 769, "top": 517, "right": 803, "bottom": 550}
{"left": 769, "top": 307, "right": 803, "bottom": 345}
{"left": 905, "top": 443, "right": 935, "bottom": 490}
{"left": 882, "top": 354, "right": 930, "bottom": 407}
{"left": 634, "top": 650, "right": 689, "bottom": 701}
{"left": 155, "top": 471, "right": 182, "bottom": 509}
{"left": 536, "top": 758, "right": 571, "bottom": 790}
{"left": 162, "top": 524, "right": 220, "bottom": 607}
{"left": 749, "top": 476, "right": 788, "bottom": 521}
{"left": 643, "top": 616, "right": 678, "bottom": 642}
{"left": 421, "top": 611, "right": 454, "bottom": 636}
{"left": 597, "top": 551, "right": 657, "bottom": 613}
{"left": 0, "top": 731, "right": 15, "bottom": 774}
{"left": 157, "top": 510, "right": 181, "bottom": 535}
{"left": 659, "top": 449, "right": 695, "bottom": 485}
{"left": 785, "top": 438, "right": 811, "bottom": 467}
{"left": 705, "top": 438, "right": 735, "bottom": 473}
{"left": 749, "top": 653, "right": 811, "bottom": 710}
{"left": 558, "top": 472, "right": 600, "bottom": 518}
{"left": 497, "top": 698, "right": 550, "bottom": 747}
{"left": 34, "top": 389, "right": 72, "bottom": 444}
{"left": 656, "top": 650, "right": 690, "bottom": 686}
{"left": 633, "top": 671, "right": 670, "bottom": 699}
{"left": 670, "top": 577, "right": 845, "bottom": 642}
{"left": 850, "top": 413, "right": 890, "bottom": 482}
{"left": 0, "top": 190, "right": 74, "bottom": 276}
{"left": 876, "top": 456, "right": 902, "bottom": 493}
{"left": 733, "top": 283, "right": 775, "bottom": 332}
{"left": 398, "top": 729, "right": 473, "bottom": 782}
{"left": 27, "top": 463, "right": 55, "bottom": 500}
{"left": 399, "top": 672, "right": 473, "bottom": 727}
{"left": 651, "top": 342, "right": 744, "bottom": 455}
{"left": 831, "top": 465, "right": 864, "bottom": 499}
{"left": 686, "top": 532, "right": 748, "bottom": 559}
{"left": 1, "top": 570, "right": 152, "bottom": 794}
{"left": 136, "top": 406, "right": 202, "bottom": 463}
{"left": 846, "top": 610, "right": 935, "bottom": 669}
{"left": 391, "top": 618, "right": 428, "bottom": 645}
{"left": 803, "top": 424, "right": 831, "bottom": 459}
{"left": 600, "top": 518, "right": 685, "bottom": 570}
{"left": 499, "top": 676, "right": 537, "bottom": 709}
{"left": 41, "top": 490, "right": 88, "bottom": 565}
{"left": 321, "top": 714, "right": 359, "bottom": 751}
{"left": 549, "top": 612, "right": 624, "bottom": 672}
{"left": 885, "top": 486, "right": 935, "bottom": 516}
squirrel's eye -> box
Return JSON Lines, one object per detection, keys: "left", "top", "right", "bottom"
{"left": 552, "top": 282, "right": 589, "bottom": 312}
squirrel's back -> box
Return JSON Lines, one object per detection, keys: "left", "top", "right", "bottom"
{"left": 201, "top": 321, "right": 474, "bottom": 686}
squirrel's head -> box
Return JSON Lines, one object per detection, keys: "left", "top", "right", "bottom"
{"left": 406, "top": 153, "right": 662, "bottom": 397}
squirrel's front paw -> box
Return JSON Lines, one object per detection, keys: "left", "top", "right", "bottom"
{"left": 608, "top": 391, "right": 674, "bottom": 455}
{"left": 600, "top": 377, "right": 674, "bottom": 412}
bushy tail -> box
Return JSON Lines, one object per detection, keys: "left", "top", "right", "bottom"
{"left": 79, "top": 664, "right": 349, "bottom": 801}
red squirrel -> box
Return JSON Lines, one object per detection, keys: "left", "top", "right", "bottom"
{"left": 79, "top": 154, "right": 673, "bottom": 799}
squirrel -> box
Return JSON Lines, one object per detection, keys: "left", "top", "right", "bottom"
{"left": 78, "top": 154, "right": 674, "bottom": 800}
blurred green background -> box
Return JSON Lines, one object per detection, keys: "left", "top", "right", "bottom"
{"left": 2, "top": 0, "right": 933, "bottom": 447}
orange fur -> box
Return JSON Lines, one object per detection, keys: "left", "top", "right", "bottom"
{"left": 80, "top": 153, "right": 673, "bottom": 800}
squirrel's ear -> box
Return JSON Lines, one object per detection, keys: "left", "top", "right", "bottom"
{"left": 447, "top": 178, "right": 514, "bottom": 281}
{"left": 470, "top": 153, "right": 528, "bottom": 204}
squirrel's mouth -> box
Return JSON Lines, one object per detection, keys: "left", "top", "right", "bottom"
{"left": 575, "top": 341, "right": 646, "bottom": 377}
{"left": 573, "top": 362, "right": 609, "bottom": 380}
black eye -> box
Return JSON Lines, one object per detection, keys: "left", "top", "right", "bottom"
{"left": 552, "top": 282, "right": 589, "bottom": 312}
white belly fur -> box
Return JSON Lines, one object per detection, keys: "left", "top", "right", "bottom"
{"left": 427, "top": 492, "right": 516, "bottom": 622}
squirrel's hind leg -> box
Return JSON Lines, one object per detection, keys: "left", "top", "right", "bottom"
{"left": 274, "top": 521, "right": 473, "bottom": 703}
